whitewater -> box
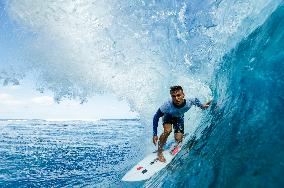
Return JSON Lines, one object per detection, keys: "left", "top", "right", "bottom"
{"left": 0, "top": 0, "right": 284, "bottom": 187}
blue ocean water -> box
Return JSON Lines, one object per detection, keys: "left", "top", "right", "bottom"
{"left": 0, "top": 119, "right": 145, "bottom": 187}
{"left": 1, "top": 0, "right": 284, "bottom": 187}
{"left": 146, "top": 2, "right": 284, "bottom": 188}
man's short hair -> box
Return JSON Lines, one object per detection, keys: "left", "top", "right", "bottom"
{"left": 170, "top": 85, "right": 183, "bottom": 93}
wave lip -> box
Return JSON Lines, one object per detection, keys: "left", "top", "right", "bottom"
{"left": 1, "top": 0, "right": 280, "bottom": 125}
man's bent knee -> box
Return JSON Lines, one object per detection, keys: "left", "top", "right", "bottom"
{"left": 175, "top": 133, "right": 183, "bottom": 143}
{"left": 163, "top": 124, "right": 172, "bottom": 135}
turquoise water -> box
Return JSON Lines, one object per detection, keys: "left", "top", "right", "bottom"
{"left": 146, "top": 2, "right": 284, "bottom": 188}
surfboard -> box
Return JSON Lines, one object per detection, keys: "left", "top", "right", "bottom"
{"left": 122, "top": 134, "right": 189, "bottom": 182}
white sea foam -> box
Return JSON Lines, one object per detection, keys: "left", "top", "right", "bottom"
{"left": 2, "top": 0, "right": 281, "bottom": 129}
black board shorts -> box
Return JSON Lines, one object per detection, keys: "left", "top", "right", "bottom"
{"left": 162, "top": 114, "right": 184, "bottom": 134}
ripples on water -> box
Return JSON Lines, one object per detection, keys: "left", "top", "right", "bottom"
{"left": 0, "top": 119, "right": 145, "bottom": 187}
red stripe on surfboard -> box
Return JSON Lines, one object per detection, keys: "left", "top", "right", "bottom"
{"left": 136, "top": 166, "right": 143, "bottom": 170}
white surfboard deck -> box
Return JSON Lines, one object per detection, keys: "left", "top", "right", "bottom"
{"left": 122, "top": 134, "right": 189, "bottom": 182}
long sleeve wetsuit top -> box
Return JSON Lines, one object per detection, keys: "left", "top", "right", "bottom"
{"left": 152, "top": 98, "right": 202, "bottom": 136}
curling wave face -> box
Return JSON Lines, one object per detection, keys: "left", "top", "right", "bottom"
{"left": 145, "top": 2, "right": 284, "bottom": 187}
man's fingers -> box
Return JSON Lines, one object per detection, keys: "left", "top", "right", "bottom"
{"left": 154, "top": 138, "right": 157, "bottom": 145}
{"left": 206, "top": 100, "right": 212, "bottom": 105}
{"left": 202, "top": 104, "right": 210, "bottom": 109}
{"left": 153, "top": 136, "right": 158, "bottom": 145}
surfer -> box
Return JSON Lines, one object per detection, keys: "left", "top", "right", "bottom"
{"left": 152, "top": 86, "right": 211, "bottom": 162}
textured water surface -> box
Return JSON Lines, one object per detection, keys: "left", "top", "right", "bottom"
{"left": 0, "top": 119, "right": 145, "bottom": 187}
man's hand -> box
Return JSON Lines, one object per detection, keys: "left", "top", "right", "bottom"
{"left": 153, "top": 136, "right": 158, "bottom": 145}
{"left": 201, "top": 100, "right": 212, "bottom": 109}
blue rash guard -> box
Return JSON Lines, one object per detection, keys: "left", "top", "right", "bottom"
{"left": 152, "top": 98, "right": 202, "bottom": 136}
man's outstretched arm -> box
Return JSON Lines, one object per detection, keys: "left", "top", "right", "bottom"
{"left": 153, "top": 109, "right": 164, "bottom": 145}
{"left": 192, "top": 98, "right": 212, "bottom": 110}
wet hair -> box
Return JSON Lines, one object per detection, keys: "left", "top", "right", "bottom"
{"left": 170, "top": 85, "right": 183, "bottom": 93}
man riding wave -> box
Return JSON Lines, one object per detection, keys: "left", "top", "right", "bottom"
{"left": 152, "top": 86, "right": 211, "bottom": 162}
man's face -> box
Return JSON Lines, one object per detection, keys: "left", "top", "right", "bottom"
{"left": 170, "top": 89, "right": 185, "bottom": 106}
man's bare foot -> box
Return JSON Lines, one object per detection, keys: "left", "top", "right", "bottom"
{"left": 157, "top": 152, "right": 166, "bottom": 162}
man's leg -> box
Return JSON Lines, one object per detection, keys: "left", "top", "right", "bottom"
{"left": 170, "top": 133, "right": 183, "bottom": 155}
{"left": 173, "top": 116, "right": 184, "bottom": 145}
{"left": 157, "top": 123, "right": 172, "bottom": 162}
{"left": 174, "top": 133, "right": 183, "bottom": 143}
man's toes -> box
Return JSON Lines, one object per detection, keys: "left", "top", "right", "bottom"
{"left": 157, "top": 153, "right": 166, "bottom": 162}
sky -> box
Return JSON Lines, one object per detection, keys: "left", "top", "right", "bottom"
{"left": 0, "top": 80, "right": 138, "bottom": 120}
{"left": 0, "top": 1, "right": 138, "bottom": 120}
